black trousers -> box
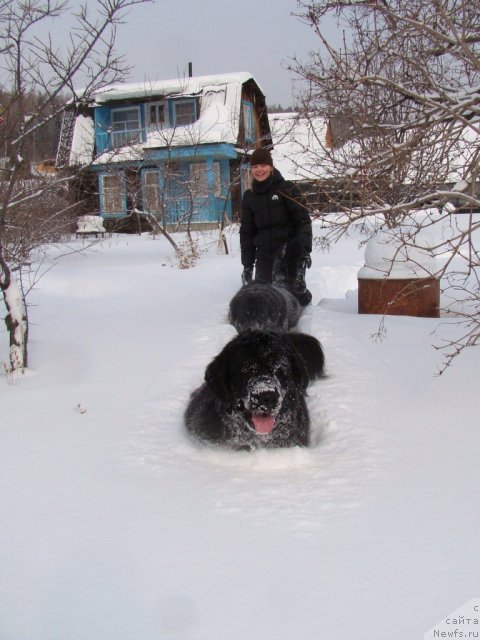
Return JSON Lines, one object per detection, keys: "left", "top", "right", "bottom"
{"left": 254, "top": 236, "right": 305, "bottom": 285}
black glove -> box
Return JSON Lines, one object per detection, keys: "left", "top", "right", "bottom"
{"left": 302, "top": 253, "right": 312, "bottom": 269}
{"left": 242, "top": 266, "right": 254, "bottom": 286}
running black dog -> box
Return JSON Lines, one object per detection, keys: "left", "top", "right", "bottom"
{"left": 185, "top": 330, "right": 325, "bottom": 449}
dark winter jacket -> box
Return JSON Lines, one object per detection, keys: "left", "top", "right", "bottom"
{"left": 240, "top": 168, "right": 312, "bottom": 268}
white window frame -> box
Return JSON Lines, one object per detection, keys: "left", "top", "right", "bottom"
{"left": 189, "top": 161, "right": 221, "bottom": 198}
{"left": 146, "top": 101, "right": 168, "bottom": 131}
{"left": 242, "top": 100, "right": 254, "bottom": 143}
{"left": 111, "top": 106, "right": 142, "bottom": 147}
{"left": 100, "top": 173, "right": 124, "bottom": 213}
{"left": 174, "top": 99, "right": 197, "bottom": 126}
{"left": 143, "top": 170, "right": 162, "bottom": 213}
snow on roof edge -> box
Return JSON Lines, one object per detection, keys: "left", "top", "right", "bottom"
{"left": 94, "top": 72, "right": 260, "bottom": 103}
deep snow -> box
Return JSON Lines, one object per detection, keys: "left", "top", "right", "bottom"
{"left": 1, "top": 221, "right": 479, "bottom": 640}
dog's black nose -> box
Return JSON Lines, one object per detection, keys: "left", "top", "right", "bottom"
{"left": 250, "top": 389, "right": 279, "bottom": 412}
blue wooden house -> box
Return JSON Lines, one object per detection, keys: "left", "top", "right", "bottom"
{"left": 56, "top": 72, "right": 271, "bottom": 228}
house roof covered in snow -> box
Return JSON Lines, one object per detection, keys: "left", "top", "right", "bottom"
{"left": 57, "top": 72, "right": 267, "bottom": 168}
{"left": 143, "top": 73, "right": 257, "bottom": 150}
{"left": 269, "top": 112, "right": 333, "bottom": 181}
{"left": 270, "top": 112, "right": 480, "bottom": 187}
{"left": 92, "top": 72, "right": 261, "bottom": 103}
{"left": 90, "top": 72, "right": 266, "bottom": 165}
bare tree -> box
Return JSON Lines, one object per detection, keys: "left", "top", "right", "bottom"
{"left": 0, "top": 0, "right": 151, "bottom": 373}
{"left": 291, "top": 0, "right": 480, "bottom": 369}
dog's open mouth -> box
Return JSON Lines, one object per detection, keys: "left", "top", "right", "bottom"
{"left": 251, "top": 414, "right": 276, "bottom": 435}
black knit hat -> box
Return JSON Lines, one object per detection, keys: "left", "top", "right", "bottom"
{"left": 249, "top": 148, "right": 273, "bottom": 166}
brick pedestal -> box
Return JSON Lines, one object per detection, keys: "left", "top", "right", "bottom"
{"left": 358, "top": 277, "right": 440, "bottom": 318}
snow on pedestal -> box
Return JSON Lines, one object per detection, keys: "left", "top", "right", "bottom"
{"left": 357, "top": 228, "right": 440, "bottom": 317}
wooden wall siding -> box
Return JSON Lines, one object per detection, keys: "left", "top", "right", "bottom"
{"left": 241, "top": 83, "right": 270, "bottom": 150}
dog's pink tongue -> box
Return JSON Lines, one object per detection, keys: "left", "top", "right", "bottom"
{"left": 252, "top": 414, "right": 275, "bottom": 434}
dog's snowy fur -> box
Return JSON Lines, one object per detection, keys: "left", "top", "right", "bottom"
{"left": 228, "top": 283, "right": 302, "bottom": 333}
{"left": 185, "top": 330, "right": 325, "bottom": 449}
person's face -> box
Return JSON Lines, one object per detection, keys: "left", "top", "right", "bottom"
{"left": 251, "top": 163, "right": 273, "bottom": 182}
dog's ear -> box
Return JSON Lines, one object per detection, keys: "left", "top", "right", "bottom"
{"left": 204, "top": 346, "right": 232, "bottom": 403}
{"left": 286, "top": 341, "right": 310, "bottom": 391}
{"left": 287, "top": 333, "right": 325, "bottom": 381}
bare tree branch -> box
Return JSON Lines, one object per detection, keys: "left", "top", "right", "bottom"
{"left": 291, "top": 0, "right": 480, "bottom": 370}
{"left": 0, "top": 0, "right": 152, "bottom": 373}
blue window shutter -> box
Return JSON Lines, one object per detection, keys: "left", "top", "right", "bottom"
{"left": 206, "top": 157, "right": 214, "bottom": 195}
{"left": 95, "top": 107, "right": 111, "bottom": 153}
{"left": 167, "top": 100, "right": 174, "bottom": 126}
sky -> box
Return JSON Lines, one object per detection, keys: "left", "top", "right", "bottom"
{"left": 113, "top": 0, "right": 325, "bottom": 106}
{"left": 51, "top": 0, "right": 332, "bottom": 107}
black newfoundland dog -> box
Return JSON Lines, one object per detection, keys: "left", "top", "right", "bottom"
{"left": 228, "top": 283, "right": 303, "bottom": 333}
{"left": 185, "top": 330, "right": 325, "bottom": 449}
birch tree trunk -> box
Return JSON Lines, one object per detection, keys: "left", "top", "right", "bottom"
{"left": 1, "top": 252, "right": 28, "bottom": 372}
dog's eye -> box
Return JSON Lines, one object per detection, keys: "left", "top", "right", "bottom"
{"left": 274, "top": 365, "right": 289, "bottom": 383}
{"left": 242, "top": 364, "right": 258, "bottom": 377}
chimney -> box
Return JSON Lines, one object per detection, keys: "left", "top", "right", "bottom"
{"left": 188, "top": 62, "right": 193, "bottom": 78}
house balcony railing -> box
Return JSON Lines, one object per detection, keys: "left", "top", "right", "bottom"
{"left": 111, "top": 128, "right": 143, "bottom": 148}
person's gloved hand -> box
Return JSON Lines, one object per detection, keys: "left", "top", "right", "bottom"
{"left": 242, "top": 266, "right": 254, "bottom": 286}
{"left": 303, "top": 253, "right": 312, "bottom": 269}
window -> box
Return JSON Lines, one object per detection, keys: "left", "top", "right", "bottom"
{"left": 174, "top": 100, "right": 197, "bottom": 126}
{"left": 101, "top": 174, "right": 124, "bottom": 213}
{"left": 242, "top": 100, "right": 254, "bottom": 143}
{"left": 190, "top": 162, "right": 221, "bottom": 197}
{"left": 147, "top": 102, "right": 168, "bottom": 130}
{"left": 144, "top": 170, "right": 161, "bottom": 212}
{"left": 111, "top": 107, "right": 141, "bottom": 147}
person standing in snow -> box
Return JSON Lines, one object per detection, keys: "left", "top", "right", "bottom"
{"left": 240, "top": 148, "right": 313, "bottom": 306}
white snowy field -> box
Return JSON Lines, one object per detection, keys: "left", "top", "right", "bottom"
{"left": 1, "top": 221, "right": 479, "bottom": 640}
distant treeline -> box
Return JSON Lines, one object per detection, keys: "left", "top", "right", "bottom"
{"left": 267, "top": 104, "right": 295, "bottom": 113}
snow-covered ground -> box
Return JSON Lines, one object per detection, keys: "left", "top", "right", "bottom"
{"left": 1, "top": 221, "right": 479, "bottom": 640}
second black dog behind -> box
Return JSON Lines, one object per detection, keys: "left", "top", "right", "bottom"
{"left": 228, "top": 282, "right": 303, "bottom": 333}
